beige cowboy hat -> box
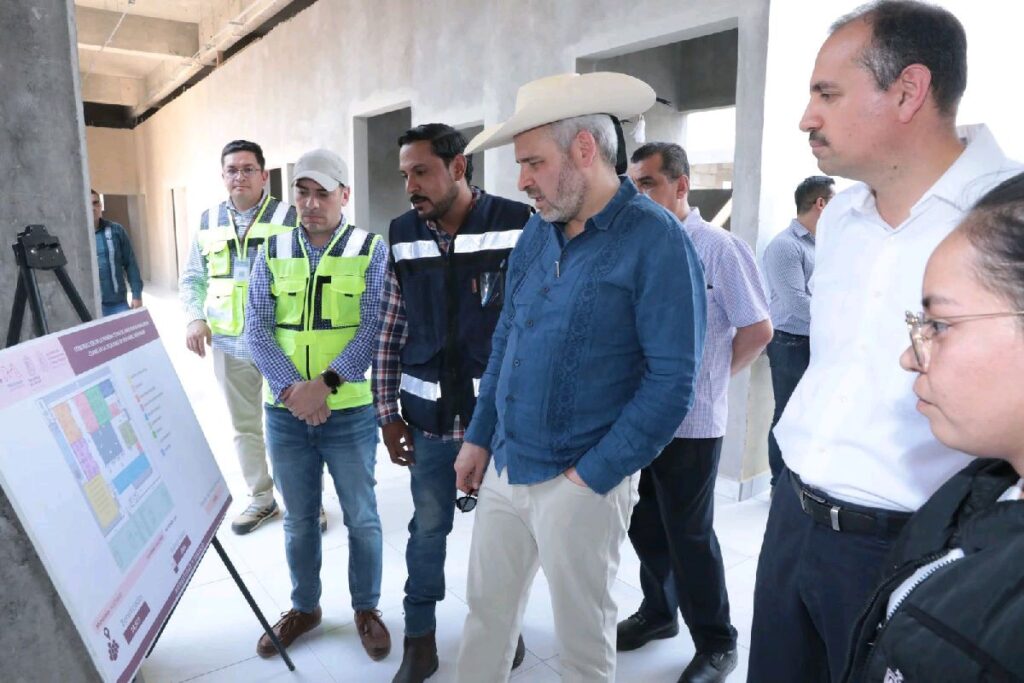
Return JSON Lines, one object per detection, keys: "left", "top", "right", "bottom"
{"left": 465, "top": 72, "right": 656, "bottom": 154}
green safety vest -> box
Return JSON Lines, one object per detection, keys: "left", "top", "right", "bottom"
{"left": 262, "top": 222, "right": 380, "bottom": 410}
{"left": 197, "top": 195, "right": 297, "bottom": 336}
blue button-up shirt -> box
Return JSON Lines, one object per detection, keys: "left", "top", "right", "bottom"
{"left": 465, "top": 178, "right": 707, "bottom": 494}
{"left": 763, "top": 218, "right": 815, "bottom": 336}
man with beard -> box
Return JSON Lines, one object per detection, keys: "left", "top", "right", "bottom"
{"left": 373, "top": 123, "right": 532, "bottom": 683}
{"left": 452, "top": 73, "right": 707, "bottom": 683}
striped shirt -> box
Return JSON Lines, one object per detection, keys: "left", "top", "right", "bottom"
{"left": 245, "top": 217, "right": 387, "bottom": 401}
{"left": 373, "top": 189, "right": 481, "bottom": 442}
{"left": 763, "top": 218, "right": 815, "bottom": 336}
{"left": 675, "top": 209, "right": 770, "bottom": 439}
{"left": 178, "top": 191, "right": 295, "bottom": 361}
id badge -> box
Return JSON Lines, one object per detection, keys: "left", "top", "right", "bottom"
{"left": 233, "top": 257, "right": 250, "bottom": 282}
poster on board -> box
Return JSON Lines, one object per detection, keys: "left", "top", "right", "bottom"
{"left": 0, "top": 310, "right": 231, "bottom": 683}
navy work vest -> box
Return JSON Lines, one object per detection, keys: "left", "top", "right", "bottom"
{"left": 390, "top": 192, "right": 532, "bottom": 434}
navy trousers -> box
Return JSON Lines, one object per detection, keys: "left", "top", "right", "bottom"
{"left": 766, "top": 331, "right": 810, "bottom": 486}
{"left": 748, "top": 469, "right": 905, "bottom": 682}
{"left": 627, "top": 436, "right": 737, "bottom": 653}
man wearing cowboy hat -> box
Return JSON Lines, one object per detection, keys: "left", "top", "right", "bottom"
{"left": 452, "top": 72, "right": 708, "bottom": 682}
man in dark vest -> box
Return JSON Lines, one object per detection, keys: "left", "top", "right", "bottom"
{"left": 373, "top": 123, "right": 532, "bottom": 683}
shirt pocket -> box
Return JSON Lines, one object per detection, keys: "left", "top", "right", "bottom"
{"left": 202, "top": 240, "right": 232, "bottom": 277}
{"left": 271, "top": 277, "right": 307, "bottom": 326}
{"left": 324, "top": 275, "right": 364, "bottom": 327}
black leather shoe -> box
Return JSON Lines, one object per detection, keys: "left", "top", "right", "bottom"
{"left": 678, "top": 649, "right": 738, "bottom": 683}
{"left": 392, "top": 632, "right": 439, "bottom": 683}
{"left": 512, "top": 634, "right": 526, "bottom": 670}
{"left": 616, "top": 611, "right": 679, "bottom": 651}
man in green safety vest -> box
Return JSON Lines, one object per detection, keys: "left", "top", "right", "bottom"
{"left": 244, "top": 148, "right": 392, "bottom": 661}
{"left": 179, "top": 140, "right": 298, "bottom": 535}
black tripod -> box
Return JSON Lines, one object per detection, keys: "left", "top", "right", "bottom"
{"left": 5, "top": 224, "right": 92, "bottom": 347}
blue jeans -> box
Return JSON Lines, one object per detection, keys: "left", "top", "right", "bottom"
{"left": 403, "top": 428, "right": 460, "bottom": 636}
{"left": 101, "top": 301, "right": 130, "bottom": 317}
{"left": 766, "top": 331, "right": 810, "bottom": 485}
{"left": 265, "top": 404, "right": 382, "bottom": 613}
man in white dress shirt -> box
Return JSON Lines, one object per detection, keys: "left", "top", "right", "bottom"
{"left": 748, "top": 2, "right": 1022, "bottom": 681}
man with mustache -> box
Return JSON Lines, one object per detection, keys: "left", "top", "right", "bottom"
{"left": 373, "top": 123, "right": 532, "bottom": 683}
{"left": 748, "top": 2, "right": 1021, "bottom": 681}
{"left": 245, "top": 148, "right": 392, "bottom": 660}
{"left": 452, "top": 72, "right": 707, "bottom": 683}
{"left": 179, "top": 139, "right": 298, "bottom": 535}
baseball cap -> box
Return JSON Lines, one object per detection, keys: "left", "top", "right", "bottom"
{"left": 293, "top": 148, "right": 349, "bottom": 191}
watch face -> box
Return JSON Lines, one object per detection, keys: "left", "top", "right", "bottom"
{"left": 322, "top": 370, "right": 340, "bottom": 388}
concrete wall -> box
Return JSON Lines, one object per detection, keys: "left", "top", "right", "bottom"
{"left": 0, "top": 1, "right": 103, "bottom": 679}
{"left": 366, "top": 107, "right": 412, "bottom": 237}
{"left": 583, "top": 28, "right": 739, "bottom": 113}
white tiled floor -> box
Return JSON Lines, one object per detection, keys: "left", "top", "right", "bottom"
{"left": 138, "top": 286, "right": 770, "bottom": 683}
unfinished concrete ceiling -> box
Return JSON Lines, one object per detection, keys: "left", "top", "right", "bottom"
{"left": 75, "top": 0, "right": 300, "bottom": 120}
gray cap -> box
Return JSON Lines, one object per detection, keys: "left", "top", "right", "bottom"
{"left": 293, "top": 148, "right": 349, "bottom": 191}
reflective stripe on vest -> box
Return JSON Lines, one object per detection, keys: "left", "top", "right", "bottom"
{"left": 263, "top": 223, "right": 379, "bottom": 410}
{"left": 452, "top": 229, "right": 523, "bottom": 254}
{"left": 197, "top": 195, "right": 295, "bottom": 336}
{"left": 391, "top": 239, "right": 442, "bottom": 263}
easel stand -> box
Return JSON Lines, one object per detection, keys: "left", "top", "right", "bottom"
{"left": 5, "top": 225, "right": 295, "bottom": 672}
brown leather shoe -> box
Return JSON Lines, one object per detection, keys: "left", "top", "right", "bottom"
{"left": 355, "top": 609, "right": 392, "bottom": 661}
{"left": 257, "top": 605, "right": 322, "bottom": 658}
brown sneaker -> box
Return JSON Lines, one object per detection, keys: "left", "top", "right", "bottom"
{"left": 256, "top": 605, "right": 322, "bottom": 658}
{"left": 355, "top": 609, "right": 391, "bottom": 661}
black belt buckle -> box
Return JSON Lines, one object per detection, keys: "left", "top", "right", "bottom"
{"left": 800, "top": 487, "right": 842, "bottom": 532}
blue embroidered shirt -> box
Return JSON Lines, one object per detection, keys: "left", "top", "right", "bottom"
{"left": 464, "top": 178, "right": 707, "bottom": 494}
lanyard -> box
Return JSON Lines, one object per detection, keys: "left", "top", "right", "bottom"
{"left": 226, "top": 194, "right": 271, "bottom": 256}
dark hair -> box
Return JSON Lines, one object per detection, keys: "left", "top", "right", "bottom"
{"left": 221, "top": 139, "right": 266, "bottom": 169}
{"left": 795, "top": 175, "right": 835, "bottom": 213}
{"left": 832, "top": 1, "right": 967, "bottom": 117}
{"left": 630, "top": 142, "right": 690, "bottom": 180}
{"left": 397, "top": 123, "right": 473, "bottom": 182}
{"left": 959, "top": 172, "right": 1024, "bottom": 314}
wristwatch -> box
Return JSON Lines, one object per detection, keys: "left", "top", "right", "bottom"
{"left": 320, "top": 370, "right": 341, "bottom": 394}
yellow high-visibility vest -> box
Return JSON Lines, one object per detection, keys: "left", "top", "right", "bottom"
{"left": 197, "top": 195, "right": 297, "bottom": 336}
{"left": 262, "top": 223, "right": 380, "bottom": 410}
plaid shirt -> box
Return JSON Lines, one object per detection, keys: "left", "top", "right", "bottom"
{"left": 373, "top": 189, "right": 485, "bottom": 441}
{"left": 246, "top": 217, "right": 387, "bottom": 401}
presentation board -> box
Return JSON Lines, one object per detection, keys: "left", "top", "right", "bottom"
{"left": 0, "top": 310, "right": 231, "bottom": 683}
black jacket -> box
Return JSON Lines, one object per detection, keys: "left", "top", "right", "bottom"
{"left": 843, "top": 458, "right": 1024, "bottom": 682}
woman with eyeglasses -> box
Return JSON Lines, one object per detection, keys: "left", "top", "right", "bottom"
{"left": 842, "top": 172, "right": 1024, "bottom": 682}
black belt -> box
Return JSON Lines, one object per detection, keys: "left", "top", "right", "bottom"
{"left": 790, "top": 473, "right": 910, "bottom": 537}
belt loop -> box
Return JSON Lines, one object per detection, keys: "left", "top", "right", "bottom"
{"left": 830, "top": 505, "right": 841, "bottom": 532}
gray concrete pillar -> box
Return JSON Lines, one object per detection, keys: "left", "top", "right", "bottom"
{"left": 0, "top": 0, "right": 102, "bottom": 680}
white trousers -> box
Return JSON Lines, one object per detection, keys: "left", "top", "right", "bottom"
{"left": 212, "top": 348, "right": 274, "bottom": 504}
{"left": 455, "top": 460, "right": 636, "bottom": 683}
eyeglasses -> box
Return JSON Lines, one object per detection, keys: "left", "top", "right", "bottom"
{"left": 223, "top": 167, "right": 261, "bottom": 179}
{"left": 455, "top": 492, "right": 477, "bottom": 513}
{"left": 905, "top": 309, "right": 1024, "bottom": 370}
